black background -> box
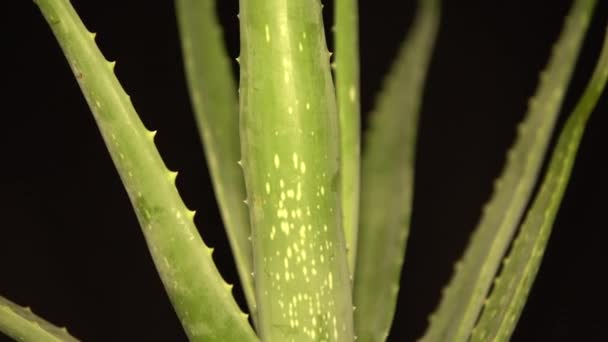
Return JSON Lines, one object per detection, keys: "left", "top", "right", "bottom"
{"left": 2, "top": 1, "right": 606, "bottom": 341}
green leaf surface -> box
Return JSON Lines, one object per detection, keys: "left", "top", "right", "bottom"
{"left": 175, "top": 0, "right": 256, "bottom": 323}
{"left": 238, "top": 0, "right": 354, "bottom": 340}
{"left": 33, "top": 1, "right": 258, "bottom": 341}
{"left": 420, "top": 1, "right": 597, "bottom": 341}
{"left": 334, "top": 0, "right": 361, "bottom": 275}
{"left": 471, "top": 24, "right": 608, "bottom": 342}
{"left": 0, "top": 296, "right": 78, "bottom": 342}
{"left": 353, "top": 1, "right": 440, "bottom": 341}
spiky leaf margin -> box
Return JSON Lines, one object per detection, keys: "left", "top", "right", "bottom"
{"left": 175, "top": 0, "right": 257, "bottom": 322}
{"left": 471, "top": 23, "right": 608, "bottom": 342}
{"left": 34, "top": 1, "right": 258, "bottom": 340}
{"left": 353, "top": 0, "right": 440, "bottom": 340}
{"left": 0, "top": 296, "right": 79, "bottom": 342}
{"left": 421, "top": 1, "right": 597, "bottom": 341}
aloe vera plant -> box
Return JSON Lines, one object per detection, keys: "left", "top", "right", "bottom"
{"left": 1, "top": 0, "right": 606, "bottom": 341}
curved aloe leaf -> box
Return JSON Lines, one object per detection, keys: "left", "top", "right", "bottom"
{"left": 33, "top": 1, "right": 258, "bottom": 341}
{"left": 238, "top": 0, "right": 354, "bottom": 340}
{"left": 421, "top": 1, "right": 597, "bottom": 341}
{"left": 334, "top": 0, "right": 361, "bottom": 275}
{"left": 353, "top": 1, "right": 440, "bottom": 341}
{"left": 471, "top": 25, "right": 608, "bottom": 342}
{"left": 0, "top": 296, "right": 78, "bottom": 342}
{"left": 175, "top": 0, "right": 256, "bottom": 322}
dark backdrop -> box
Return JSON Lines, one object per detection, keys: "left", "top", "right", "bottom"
{"left": 2, "top": 1, "right": 606, "bottom": 341}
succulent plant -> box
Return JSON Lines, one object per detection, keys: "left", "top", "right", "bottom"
{"left": 1, "top": 0, "right": 606, "bottom": 341}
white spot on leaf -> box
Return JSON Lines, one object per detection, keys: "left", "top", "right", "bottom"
{"left": 265, "top": 24, "right": 270, "bottom": 42}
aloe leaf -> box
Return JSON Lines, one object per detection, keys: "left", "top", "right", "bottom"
{"left": 33, "top": 1, "right": 257, "bottom": 341}
{"left": 421, "top": 1, "right": 597, "bottom": 341}
{"left": 471, "top": 25, "right": 608, "bottom": 342}
{"left": 238, "top": 0, "right": 354, "bottom": 340}
{"left": 334, "top": 0, "right": 361, "bottom": 275}
{"left": 0, "top": 296, "right": 78, "bottom": 342}
{"left": 352, "top": 1, "right": 439, "bottom": 341}
{"left": 175, "top": 0, "right": 256, "bottom": 322}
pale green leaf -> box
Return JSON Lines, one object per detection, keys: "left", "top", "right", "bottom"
{"left": 353, "top": 0, "right": 440, "bottom": 341}
{"left": 421, "top": 1, "right": 597, "bottom": 341}
{"left": 239, "top": 0, "right": 354, "bottom": 340}
{"left": 0, "top": 296, "right": 78, "bottom": 342}
{"left": 334, "top": 0, "right": 361, "bottom": 275}
{"left": 471, "top": 24, "right": 608, "bottom": 342}
{"left": 33, "top": 0, "right": 258, "bottom": 340}
{"left": 175, "top": 0, "right": 256, "bottom": 322}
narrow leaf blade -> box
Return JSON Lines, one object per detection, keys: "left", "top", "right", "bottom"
{"left": 334, "top": 0, "right": 361, "bottom": 275}
{"left": 0, "top": 296, "right": 79, "bottom": 342}
{"left": 175, "top": 0, "right": 256, "bottom": 322}
{"left": 34, "top": 1, "right": 258, "bottom": 341}
{"left": 353, "top": 0, "right": 440, "bottom": 341}
{"left": 471, "top": 25, "right": 608, "bottom": 342}
{"left": 421, "top": 1, "right": 597, "bottom": 341}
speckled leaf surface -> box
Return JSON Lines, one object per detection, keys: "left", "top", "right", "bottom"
{"left": 238, "top": 0, "right": 354, "bottom": 340}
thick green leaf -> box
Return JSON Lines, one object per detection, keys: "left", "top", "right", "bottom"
{"left": 471, "top": 25, "right": 608, "bottom": 342}
{"left": 353, "top": 1, "right": 440, "bottom": 341}
{"left": 175, "top": 0, "right": 256, "bottom": 322}
{"left": 238, "top": 0, "right": 354, "bottom": 340}
{"left": 34, "top": 1, "right": 258, "bottom": 341}
{"left": 0, "top": 296, "right": 78, "bottom": 342}
{"left": 421, "top": 1, "right": 597, "bottom": 341}
{"left": 334, "top": 0, "right": 361, "bottom": 275}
